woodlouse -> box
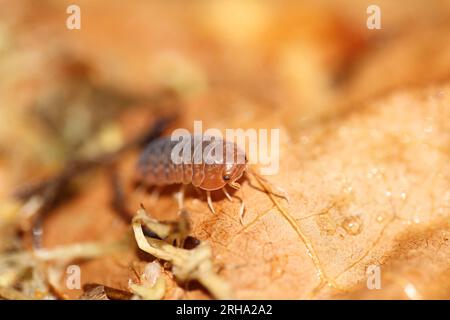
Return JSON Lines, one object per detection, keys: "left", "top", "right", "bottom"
{"left": 136, "top": 134, "right": 288, "bottom": 224}
{"left": 136, "top": 135, "right": 248, "bottom": 216}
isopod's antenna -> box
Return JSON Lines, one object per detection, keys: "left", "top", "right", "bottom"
{"left": 246, "top": 166, "right": 290, "bottom": 203}
{"left": 222, "top": 188, "right": 233, "bottom": 201}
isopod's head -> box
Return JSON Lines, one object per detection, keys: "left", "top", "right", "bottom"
{"left": 198, "top": 142, "right": 247, "bottom": 191}
{"left": 221, "top": 161, "right": 247, "bottom": 189}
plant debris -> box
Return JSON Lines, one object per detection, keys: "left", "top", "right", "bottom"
{"left": 132, "top": 207, "right": 232, "bottom": 299}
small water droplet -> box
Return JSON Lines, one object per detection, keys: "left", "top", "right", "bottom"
{"left": 341, "top": 216, "right": 363, "bottom": 235}
{"left": 376, "top": 215, "right": 384, "bottom": 223}
{"left": 400, "top": 192, "right": 407, "bottom": 201}
{"left": 385, "top": 190, "right": 392, "bottom": 197}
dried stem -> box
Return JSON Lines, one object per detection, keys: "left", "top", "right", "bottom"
{"left": 132, "top": 208, "right": 233, "bottom": 299}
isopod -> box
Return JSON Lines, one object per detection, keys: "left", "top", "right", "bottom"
{"left": 136, "top": 134, "right": 287, "bottom": 221}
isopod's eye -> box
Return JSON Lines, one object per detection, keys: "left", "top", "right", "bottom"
{"left": 223, "top": 174, "right": 231, "bottom": 181}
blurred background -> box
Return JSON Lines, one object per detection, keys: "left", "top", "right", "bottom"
{"left": 1, "top": 0, "right": 450, "bottom": 190}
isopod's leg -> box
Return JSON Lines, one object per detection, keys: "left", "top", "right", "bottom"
{"left": 174, "top": 185, "right": 185, "bottom": 213}
{"left": 238, "top": 200, "right": 245, "bottom": 225}
{"left": 230, "top": 182, "right": 246, "bottom": 225}
{"left": 206, "top": 191, "right": 216, "bottom": 214}
{"left": 224, "top": 184, "right": 246, "bottom": 225}
{"left": 222, "top": 188, "right": 233, "bottom": 202}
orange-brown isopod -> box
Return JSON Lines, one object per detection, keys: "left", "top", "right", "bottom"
{"left": 136, "top": 135, "right": 248, "bottom": 214}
